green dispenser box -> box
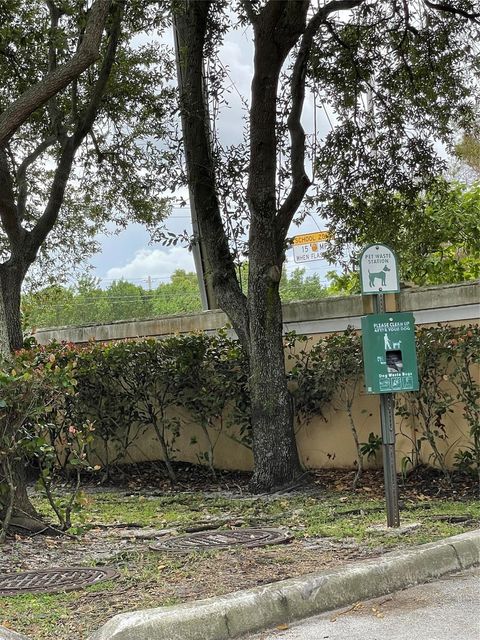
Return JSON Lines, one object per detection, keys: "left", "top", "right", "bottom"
{"left": 361, "top": 312, "right": 419, "bottom": 394}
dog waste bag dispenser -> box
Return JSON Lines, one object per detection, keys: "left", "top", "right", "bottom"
{"left": 361, "top": 312, "right": 419, "bottom": 394}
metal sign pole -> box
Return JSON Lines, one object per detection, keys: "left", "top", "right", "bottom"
{"left": 374, "top": 293, "right": 400, "bottom": 527}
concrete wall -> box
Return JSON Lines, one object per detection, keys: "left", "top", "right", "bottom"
{"left": 34, "top": 282, "right": 479, "bottom": 344}
{"left": 35, "top": 283, "right": 479, "bottom": 472}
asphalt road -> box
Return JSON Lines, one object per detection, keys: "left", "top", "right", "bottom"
{"left": 248, "top": 567, "right": 480, "bottom": 640}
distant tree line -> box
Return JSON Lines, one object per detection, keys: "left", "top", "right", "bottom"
{"left": 23, "top": 267, "right": 330, "bottom": 329}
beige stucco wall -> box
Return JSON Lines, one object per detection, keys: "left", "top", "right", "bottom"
{"left": 86, "top": 380, "right": 475, "bottom": 473}
{"left": 37, "top": 283, "right": 479, "bottom": 472}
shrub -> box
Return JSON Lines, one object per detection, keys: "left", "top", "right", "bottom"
{"left": 289, "top": 324, "right": 479, "bottom": 487}
{"left": 14, "top": 334, "right": 252, "bottom": 482}
{"left": 0, "top": 347, "right": 93, "bottom": 537}
{"left": 396, "top": 324, "right": 479, "bottom": 487}
{"left": 2, "top": 321, "right": 477, "bottom": 530}
{"left": 287, "top": 327, "right": 366, "bottom": 487}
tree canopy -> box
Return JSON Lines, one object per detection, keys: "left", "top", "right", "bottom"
{"left": 0, "top": 0, "right": 174, "bottom": 351}
{"left": 326, "top": 179, "right": 480, "bottom": 293}
{"left": 23, "top": 267, "right": 332, "bottom": 328}
{"left": 456, "top": 133, "right": 480, "bottom": 180}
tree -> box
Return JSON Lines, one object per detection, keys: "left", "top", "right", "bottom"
{"left": 0, "top": 0, "right": 173, "bottom": 531}
{"left": 0, "top": 0, "right": 111, "bottom": 357}
{"left": 324, "top": 179, "right": 480, "bottom": 293}
{"left": 280, "top": 267, "right": 326, "bottom": 302}
{"left": 0, "top": 0, "right": 117, "bottom": 530}
{"left": 22, "top": 283, "right": 77, "bottom": 329}
{"left": 171, "top": 1, "right": 479, "bottom": 491}
{"left": 456, "top": 133, "right": 480, "bottom": 179}
{"left": 22, "top": 266, "right": 331, "bottom": 329}
{"left": 23, "top": 277, "right": 156, "bottom": 327}
{"left": 0, "top": 0, "right": 173, "bottom": 355}
{"left": 153, "top": 269, "right": 202, "bottom": 315}
{"left": 397, "top": 181, "right": 480, "bottom": 285}
{"left": 105, "top": 280, "right": 154, "bottom": 321}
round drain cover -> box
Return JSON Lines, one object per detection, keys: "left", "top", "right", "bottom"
{"left": 0, "top": 567, "right": 118, "bottom": 596}
{"left": 150, "top": 527, "right": 292, "bottom": 552}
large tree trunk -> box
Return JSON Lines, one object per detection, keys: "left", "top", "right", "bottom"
{"left": 0, "top": 260, "right": 25, "bottom": 351}
{"left": 8, "top": 462, "right": 42, "bottom": 523}
{"left": 248, "top": 271, "right": 303, "bottom": 491}
{"left": 244, "top": 4, "right": 308, "bottom": 491}
{"left": 0, "top": 259, "right": 42, "bottom": 532}
{"left": 0, "top": 287, "right": 9, "bottom": 360}
{"left": 173, "top": 2, "right": 307, "bottom": 492}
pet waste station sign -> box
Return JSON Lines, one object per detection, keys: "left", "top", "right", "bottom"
{"left": 292, "top": 231, "right": 329, "bottom": 264}
{"left": 359, "top": 244, "right": 399, "bottom": 294}
{"left": 358, "top": 243, "right": 418, "bottom": 529}
{"left": 361, "top": 312, "right": 419, "bottom": 394}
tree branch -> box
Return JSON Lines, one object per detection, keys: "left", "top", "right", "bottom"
{"left": 71, "top": 78, "right": 79, "bottom": 123}
{"left": 276, "top": 19, "right": 323, "bottom": 243}
{"left": 0, "top": 148, "right": 24, "bottom": 252}
{"left": 275, "top": 1, "right": 365, "bottom": 244}
{"left": 28, "top": 1, "right": 124, "bottom": 257}
{"left": 422, "top": 0, "right": 480, "bottom": 22}
{"left": 0, "top": 0, "right": 111, "bottom": 146}
{"left": 320, "top": 0, "right": 366, "bottom": 18}
{"left": 46, "top": 0, "right": 67, "bottom": 141}
{"left": 247, "top": 2, "right": 309, "bottom": 263}
{"left": 89, "top": 130, "right": 106, "bottom": 162}
{"left": 16, "top": 135, "right": 58, "bottom": 221}
{"left": 240, "top": 0, "right": 258, "bottom": 24}
{"left": 73, "top": 1, "right": 125, "bottom": 143}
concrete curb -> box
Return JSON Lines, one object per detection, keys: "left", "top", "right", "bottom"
{"left": 0, "top": 628, "right": 31, "bottom": 640}
{"left": 87, "top": 529, "right": 480, "bottom": 640}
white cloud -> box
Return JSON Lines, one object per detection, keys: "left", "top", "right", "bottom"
{"left": 105, "top": 247, "right": 195, "bottom": 285}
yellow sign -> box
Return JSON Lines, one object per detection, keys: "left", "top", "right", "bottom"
{"left": 292, "top": 231, "right": 330, "bottom": 264}
{"left": 292, "top": 231, "right": 329, "bottom": 245}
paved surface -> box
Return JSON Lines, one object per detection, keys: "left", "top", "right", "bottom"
{"left": 248, "top": 568, "right": 480, "bottom": 640}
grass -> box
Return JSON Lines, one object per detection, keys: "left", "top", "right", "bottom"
{"left": 1, "top": 478, "right": 479, "bottom": 639}
{"left": 34, "top": 487, "right": 480, "bottom": 547}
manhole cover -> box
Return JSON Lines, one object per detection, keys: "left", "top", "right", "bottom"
{"left": 150, "top": 527, "right": 292, "bottom": 552}
{"left": 0, "top": 567, "right": 118, "bottom": 596}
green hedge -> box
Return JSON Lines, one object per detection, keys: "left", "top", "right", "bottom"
{"left": 1, "top": 323, "right": 479, "bottom": 530}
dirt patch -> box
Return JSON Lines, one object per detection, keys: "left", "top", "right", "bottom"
{"left": 80, "top": 462, "right": 478, "bottom": 501}
{"left": 0, "top": 524, "right": 382, "bottom": 639}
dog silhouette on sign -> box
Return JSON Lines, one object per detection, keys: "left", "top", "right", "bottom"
{"left": 368, "top": 265, "right": 390, "bottom": 288}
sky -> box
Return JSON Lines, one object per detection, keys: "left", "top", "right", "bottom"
{"left": 88, "top": 15, "right": 335, "bottom": 291}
